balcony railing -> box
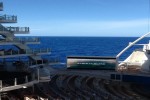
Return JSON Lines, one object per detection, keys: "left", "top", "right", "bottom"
{"left": 5, "top": 27, "right": 29, "bottom": 33}
{"left": 0, "top": 67, "right": 51, "bottom": 92}
{"left": 14, "top": 37, "right": 40, "bottom": 43}
{"left": 0, "top": 2, "right": 3, "bottom": 11}
{"left": 0, "top": 25, "right": 9, "bottom": 32}
{"left": 0, "top": 37, "right": 40, "bottom": 44}
{"left": 0, "top": 15, "right": 17, "bottom": 23}
{"left": 0, "top": 48, "right": 51, "bottom": 56}
{"left": 0, "top": 73, "right": 38, "bottom": 92}
{"left": 27, "top": 59, "right": 59, "bottom": 67}
{"left": 25, "top": 49, "right": 51, "bottom": 54}
{"left": 0, "top": 59, "right": 58, "bottom": 68}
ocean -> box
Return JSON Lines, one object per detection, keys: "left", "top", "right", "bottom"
{"left": 1, "top": 37, "right": 149, "bottom": 65}
{"left": 29, "top": 37, "right": 150, "bottom": 63}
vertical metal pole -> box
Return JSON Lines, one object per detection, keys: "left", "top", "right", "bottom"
{"left": 0, "top": 80, "right": 2, "bottom": 90}
{"left": 14, "top": 78, "right": 17, "bottom": 86}
{"left": 0, "top": 80, "right": 2, "bottom": 100}
{"left": 38, "top": 68, "right": 39, "bottom": 82}
{"left": 36, "top": 60, "right": 37, "bottom": 65}
{"left": 32, "top": 85, "right": 34, "bottom": 93}
{"left": 25, "top": 76, "right": 28, "bottom": 83}
{"left": 11, "top": 50, "right": 12, "bottom": 55}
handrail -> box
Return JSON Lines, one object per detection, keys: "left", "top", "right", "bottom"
{"left": 5, "top": 27, "right": 29, "bottom": 32}
{"left": 0, "top": 14, "right": 17, "bottom": 22}
{"left": 0, "top": 48, "right": 51, "bottom": 56}
{"left": 0, "top": 37, "right": 40, "bottom": 43}
{"left": 0, "top": 74, "right": 36, "bottom": 89}
{"left": 25, "top": 59, "right": 58, "bottom": 67}
{"left": 0, "top": 58, "right": 59, "bottom": 67}
{"left": 116, "top": 32, "right": 150, "bottom": 58}
{"left": 14, "top": 37, "right": 40, "bottom": 42}
{"left": 25, "top": 48, "right": 51, "bottom": 54}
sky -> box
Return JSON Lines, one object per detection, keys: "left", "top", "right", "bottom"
{"left": 1, "top": 0, "right": 150, "bottom": 37}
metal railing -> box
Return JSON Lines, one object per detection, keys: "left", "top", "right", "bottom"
{"left": 14, "top": 37, "right": 40, "bottom": 42}
{"left": 5, "top": 27, "right": 29, "bottom": 33}
{"left": 0, "top": 48, "right": 51, "bottom": 56}
{"left": 0, "top": 25, "right": 9, "bottom": 32}
{"left": 23, "top": 59, "right": 59, "bottom": 67}
{"left": 0, "top": 74, "right": 36, "bottom": 89}
{"left": 0, "top": 37, "right": 40, "bottom": 43}
{"left": 0, "top": 14, "right": 17, "bottom": 22}
{"left": 25, "top": 48, "right": 51, "bottom": 54}
{"left": 0, "top": 70, "right": 40, "bottom": 92}
{"left": 0, "top": 58, "right": 59, "bottom": 69}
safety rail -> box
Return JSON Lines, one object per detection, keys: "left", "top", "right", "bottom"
{"left": 0, "top": 74, "right": 38, "bottom": 92}
{"left": 14, "top": 37, "right": 40, "bottom": 42}
{"left": 0, "top": 14, "right": 17, "bottom": 23}
{"left": 25, "top": 48, "right": 51, "bottom": 54}
{"left": 0, "top": 24, "right": 9, "bottom": 32}
{"left": 0, "top": 2, "right": 3, "bottom": 11}
{"left": 27, "top": 59, "right": 59, "bottom": 67}
{"left": 0, "top": 26, "right": 29, "bottom": 33}
{"left": 0, "top": 48, "right": 51, "bottom": 56}
{"left": 5, "top": 27, "right": 29, "bottom": 33}
{"left": 0, "top": 37, "right": 40, "bottom": 44}
{"left": 0, "top": 59, "right": 59, "bottom": 67}
{"left": 0, "top": 59, "right": 57, "bottom": 69}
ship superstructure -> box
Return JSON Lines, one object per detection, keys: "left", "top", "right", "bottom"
{"left": 117, "top": 32, "right": 150, "bottom": 73}
{"left": 0, "top": 2, "right": 52, "bottom": 94}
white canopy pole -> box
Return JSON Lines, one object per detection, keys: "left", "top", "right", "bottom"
{"left": 116, "top": 32, "right": 150, "bottom": 58}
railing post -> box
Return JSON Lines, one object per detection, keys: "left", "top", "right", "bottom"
{"left": 40, "top": 49, "right": 41, "bottom": 53}
{"left": 38, "top": 68, "right": 39, "bottom": 82}
{"left": 11, "top": 50, "right": 12, "bottom": 55}
{"left": 25, "top": 49, "right": 27, "bottom": 54}
{"left": 25, "top": 76, "right": 28, "bottom": 83}
{"left": 14, "top": 78, "right": 17, "bottom": 86}
{"left": 0, "top": 80, "right": 2, "bottom": 90}
{"left": 32, "top": 72, "right": 35, "bottom": 81}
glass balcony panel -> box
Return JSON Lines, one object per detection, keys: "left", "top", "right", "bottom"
{"left": 0, "top": 15, "right": 17, "bottom": 23}
{"left": 0, "top": 2, "right": 3, "bottom": 11}
{"left": 6, "top": 27, "right": 29, "bottom": 33}
{"left": 0, "top": 48, "right": 50, "bottom": 56}
{"left": 14, "top": 37, "right": 40, "bottom": 43}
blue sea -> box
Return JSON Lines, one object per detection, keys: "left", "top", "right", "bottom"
{"left": 29, "top": 37, "right": 150, "bottom": 63}
{"left": 1, "top": 37, "right": 150, "bottom": 66}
